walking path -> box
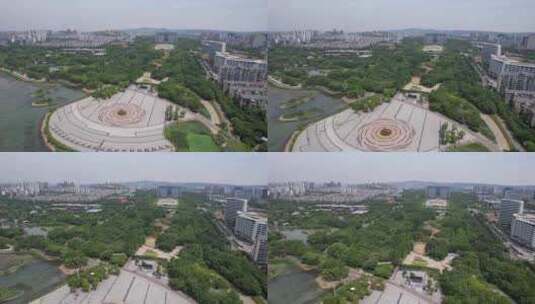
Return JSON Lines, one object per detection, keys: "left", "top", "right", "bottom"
{"left": 481, "top": 114, "right": 511, "bottom": 151}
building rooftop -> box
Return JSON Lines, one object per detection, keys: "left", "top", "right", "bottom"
{"left": 237, "top": 211, "right": 267, "bottom": 223}
{"left": 514, "top": 213, "right": 535, "bottom": 224}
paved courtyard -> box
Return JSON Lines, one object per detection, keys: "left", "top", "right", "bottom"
{"left": 30, "top": 262, "right": 194, "bottom": 304}
{"left": 361, "top": 270, "right": 441, "bottom": 304}
{"left": 48, "top": 86, "right": 175, "bottom": 152}
{"left": 291, "top": 94, "right": 487, "bottom": 152}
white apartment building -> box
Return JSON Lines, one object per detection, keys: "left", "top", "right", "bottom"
{"left": 511, "top": 213, "right": 535, "bottom": 249}
{"left": 234, "top": 211, "right": 267, "bottom": 243}
{"left": 499, "top": 199, "right": 525, "bottom": 230}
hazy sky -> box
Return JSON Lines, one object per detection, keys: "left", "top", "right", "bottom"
{"left": 269, "top": 153, "right": 535, "bottom": 186}
{"left": 0, "top": 153, "right": 268, "bottom": 185}
{"left": 269, "top": 0, "right": 535, "bottom": 32}
{"left": 0, "top": 0, "right": 267, "bottom": 32}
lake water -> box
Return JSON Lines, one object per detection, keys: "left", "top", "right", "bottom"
{"left": 0, "top": 73, "right": 84, "bottom": 151}
{"left": 0, "top": 256, "right": 65, "bottom": 304}
{"left": 268, "top": 86, "right": 347, "bottom": 151}
{"left": 268, "top": 264, "right": 325, "bottom": 304}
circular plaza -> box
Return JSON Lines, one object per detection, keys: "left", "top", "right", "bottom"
{"left": 291, "top": 93, "right": 492, "bottom": 152}
{"left": 47, "top": 87, "right": 175, "bottom": 152}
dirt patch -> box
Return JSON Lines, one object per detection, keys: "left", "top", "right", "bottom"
{"left": 413, "top": 242, "right": 426, "bottom": 255}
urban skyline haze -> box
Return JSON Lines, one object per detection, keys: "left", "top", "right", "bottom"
{"left": 0, "top": 0, "right": 268, "bottom": 32}
{"left": 0, "top": 153, "right": 268, "bottom": 185}
{"left": 268, "top": 0, "right": 535, "bottom": 32}
{"left": 269, "top": 153, "right": 535, "bottom": 186}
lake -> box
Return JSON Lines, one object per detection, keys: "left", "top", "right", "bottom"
{"left": 268, "top": 86, "right": 347, "bottom": 151}
{"left": 0, "top": 73, "right": 84, "bottom": 151}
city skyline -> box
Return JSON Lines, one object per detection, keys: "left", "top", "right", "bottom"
{"left": 268, "top": 0, "right": 535, "bottom": 33}
{"left": 0, "top": 0, "right": 268, "bottom": 32}
{"left": 269, "top": 153, "right": 535, "bottom": 186}
{"left": 0, "top": 153, "right": 268, "bottom": 185}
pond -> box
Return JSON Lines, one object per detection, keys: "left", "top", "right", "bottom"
{"left": 0, "top": 255, "right": 65, "bottom": 304}
{"left": 0, "top": 72, "right": 84, "bottom": 151}
{"left": 268, "top": 86, "right": 347, "bottom": 151}
{"left": 280, "top": 229, "right": 309, "bottom": 245}
{"left": 268, "top": 263, "right": 325, "bottom": 304}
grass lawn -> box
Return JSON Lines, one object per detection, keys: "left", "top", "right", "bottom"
{"left": 187, "top": 133, "right": 219, "bottom": 152}
{"left": 165, "top": 121, "right": 220, "bottom": 152}
{"left": 447, "top": 142, "right": 490, "bottom": 152}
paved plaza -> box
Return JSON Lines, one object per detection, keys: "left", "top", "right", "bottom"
{"left": 31, "top": 262, "right": 194, "bottom": 304}
{"left": 291, "top": 94, "right": 484, "bottom": 152}
{"left": 361, "top": 270, "right": 441, "bottom": 304}
{"left": 48, "top": 87, "right": 175, "bottom": 152}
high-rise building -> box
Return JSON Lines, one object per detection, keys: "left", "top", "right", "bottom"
{"left": 234, "top": 211, "right": 267, "bottom": 243}
{"left": 511, "top": 214, "right": 535, "bottom": 249}
{"left": 521, "top": 34, "right": 535, "bottom": 51}
{"left": 201, "top": 40, "right": 227, "bottom": 63}
{"left": 155, "top": 32, "right": 178, "bottom": 44}
{"left": 473, "top": 184, "right": 495, "bottom": 201}
{"left": 224, "top": 198, "right": 248, "bottom": 228}
{"left": 424, "top": 33, "right": 448, "bottom": 45}
{"left": 499, "top": 199, "right": 524, "bottom": 230}
{"left": 214, "top": 52, "right": 267, "bottom": 84}
{"left": 489, "top": 54, "right": 535, "bottom": 95}
{"left": 479, "top": 43, "right": 502, "bottom": 68}
{"left": 426, "top": 186, "right": 450, "bottom": 199}
{"left": 158, "top": 186, "right": 181, "bottom": 198}
{"left": 252, "top": 237, "right": 268, "bottom": 266}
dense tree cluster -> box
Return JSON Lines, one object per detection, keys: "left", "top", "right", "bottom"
{"left": 269, "top": 38, "right": 428, "bottom": 97}
{"left": 67, "top": 263, "right": 120, "bottom": 292}
{"left": 350, "top": 94, "right": 385, "bottom": 113}
{"left": 2, "top": 192, "right": 163, "bottom": 271}
{"left": 158, "top": 80, "right": 203, "bottom": 112}
{"left": 269, "top": 192, "right": 434, "bottom": 286}
{"left": 156, "top": 198, "right": 266, "bottom": 300}
{"left": 422, "top": 40, "right": 535, "bottom": 150}
{"left": 429, "top": 193, "right": 535, "bottom": 303}
{"left": 152, "top": 39, "right": 266, "bottom": 149}
{"left": 167, "top": 246, "right": 242, "bottom": 304}
{"left": 0, "top": 38, "right": 159, "bottom": 92}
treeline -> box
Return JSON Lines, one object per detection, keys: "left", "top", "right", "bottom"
{"left": 422, "top": 40, "right": 535, "bottom": 150}
{"left": 156, "top": 199, "right": 266, "bottom": 302}
{"left": 433, "top": 193, "right": 535, "bottom": 303}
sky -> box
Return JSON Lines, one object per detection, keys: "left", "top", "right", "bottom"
{"left": 0, "top": 0, "right": 268, "bottom": 32}
{"left": 0, "top": 153, "right": 268, "bottom": 185}
{"left": 269, "top": 153, "right": 535, "bottom": 186}
{"left": 269, "top": 0, "right": 535, "bottom": 32}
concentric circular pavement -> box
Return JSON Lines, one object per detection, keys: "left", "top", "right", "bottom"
{"left": 356, "top": 118, "right": 415, "bottom": 151}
